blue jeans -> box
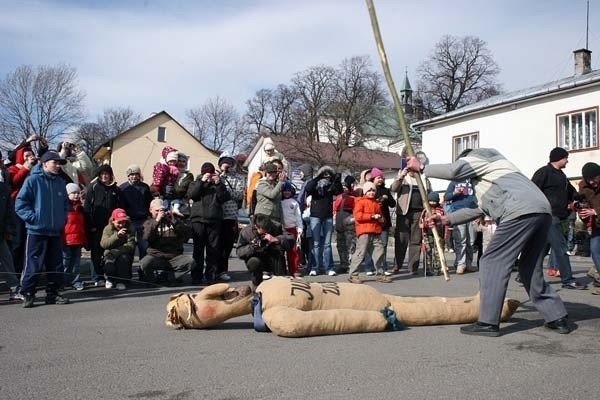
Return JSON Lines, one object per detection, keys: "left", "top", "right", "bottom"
{"left": 591, "top": 228, "right": 600, "bottom": 274}
{"left": 131, "top": 219, "right": 148, "bottom": 260}
{"left": 540, "top": 216, "right": 575, "bottom": 284}
{"left": 309, "top": 216, "right": 333, "bottom": 273}
{"left": 63, "top": 245, "right": 83, "bottom": 286}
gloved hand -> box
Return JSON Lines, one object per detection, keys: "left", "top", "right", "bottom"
{"left": 169, "top": 165, "right": 180, "bottom": 176}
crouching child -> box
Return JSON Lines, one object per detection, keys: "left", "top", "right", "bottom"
{"left": 100, "top": 208, "right": 136, "bottom": 290}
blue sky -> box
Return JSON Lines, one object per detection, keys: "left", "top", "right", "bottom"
{"left": 1, "top": 0, "right": 598, "bottom": 125}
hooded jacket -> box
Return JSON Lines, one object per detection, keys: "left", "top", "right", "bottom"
{"left": 84, "top": 165, "right": 122, "bottom": 229}
{"left": 305, "top": 166, "right": 343, "bottom": 218}
{"left": 353, "top": 195, "right": 383, "bottom": 237}
{"left": 8, "top": 146, "right": 34, "bottom": 202}
{"left": 151, "top": 146, "right": 179, "bottom": 196}
{"left": 15, "top": 164, "right": 69, "bottom": 236}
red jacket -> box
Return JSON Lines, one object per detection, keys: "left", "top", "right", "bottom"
{"left": 63, "top": 201, "right": 88, "bottom": 247}
{"left": 8, "top": 147, "right": 33, "bottom": 202}
{"left": 353, "top": 196, "right": 383, "bottom": 237}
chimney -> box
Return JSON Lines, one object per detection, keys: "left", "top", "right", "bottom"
{"left": 574, "top": 48, "right": 592, "bottom": 75}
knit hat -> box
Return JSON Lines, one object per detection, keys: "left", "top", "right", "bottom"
{"left": 111, "top": 208, "right": 129, "bottom": 222}
{"left": 298, "top": 163, "right": 313, "bottom": 179}
{"left": 282, "top": 181, "right": 295, "bottom": 194}
{"left": 200, "top": 162, "right": 215, "bottom": 175}
{"left": 178, "top": 153, "right": 188, "bottom": 161}
{"left": 427, "top": 192, "right": 440, "bottom": 202}
{"left": 370, "top": 167, "right": 383, "bottom": 179}
{"left": 363, "top": 182, "right": 376, "bottom": 193}
{"left": 66, "top": 183, "right": 80, "bottom": 194}
{"left": 264, "top": 143, "right": 275, "bottom": 151}
{"left": 161, "top": 146, "right": 177, "bottom": 159}
{"left": 150, "top": 198, "right": 164, "bottom": 210}
{"left": 96, "top": 164, "right": 114, "bottom": 178}
{"left": 582, "top": 162, "right": 600, "bottom": 180}
{"left": 166, "top": 151, "right": 179, "bottom": 162}
{"left": 126, "top": 164, "right": 141, "bottom": 176}
{"left": 343, "top": 175, "right": 356, "bottom": 188}
{"left": 549, "top": 147, "right": 569, "bottom": 162}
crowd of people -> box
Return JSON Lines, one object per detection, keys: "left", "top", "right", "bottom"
{"left": 1, "top": 138, "right": 599, "bottom": 334}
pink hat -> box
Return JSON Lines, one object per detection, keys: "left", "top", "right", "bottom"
{"left": 370, "top": 167, "right": 383, "bottom": 178}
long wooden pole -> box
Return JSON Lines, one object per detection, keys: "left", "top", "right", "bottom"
{"left": 365, "top": 0, "right": 450, "bottom": 281}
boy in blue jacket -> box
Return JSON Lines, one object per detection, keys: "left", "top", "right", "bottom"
{"left": 15, "top": 151, "right": 70, "bottom": 308}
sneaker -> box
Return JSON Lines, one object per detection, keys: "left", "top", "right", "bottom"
{"left": 262, "top": 272, "right": 273, "bottom": 280}
{"left": 347, "top": 275, "right": 363, "bottom": 284}
{"left": 456, "top": 267, "right": 466, "bottom": 275}
{"left": 376, "top": 275, "right": 392, "bottom": 283}
{"left": 365, "top": 271, "right": 375, "bottom": 276}
{"left": 116, "top": 283, "right": 126, "bottom": 291}
{"left": 383, "top": 271, "right": 393, "bottom": 276}
{"left": 546, "top": 268, "right": 559, "bottom": 277}
{"left": 22, "top": 295, "right": 35, "bottom": 308}
{"left": 391, "top": 266, "right": 400, "bottom": 273}
{"left": 591, "top": 288, "right": 600, "bottom": 295}
{"left": 73, "top": 282, "right": 85, "bottom": 291}
{"left": 105, "top": 280, "right": 114, "bottom": 289}
{"left": 9, "top": 288, "right": 24, "bottom": 302}
{"left": 562, "top": 281, "right": 587, "bottom": 290}
{"left": 45, "top": 295, "right": 70, "bottom": 305}
{"left": 218, "top": 273, "right": 231, "bottom": 281}
{"left": 308, "top": 270, "right": 317, "bottom": 276}
{"left": 95, "top": 279, "right": 106, "bottom": 287}
{"left": 327, "top": 270, "right": 337, "bottom": 276}
{"left": 586, "top": 267, "right": 600, "bottom": 282}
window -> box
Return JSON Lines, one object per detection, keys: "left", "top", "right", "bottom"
{"left": 157, "top": 127, "right": 166, "bottom": 142}
{"left": 557, "top": 107, "right": 598, "bottom": 151}
{"left": 453, "top": 132, "right": 479, "bottom": 160}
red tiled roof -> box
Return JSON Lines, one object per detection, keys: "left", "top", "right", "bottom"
{"left": 270, "top": 136, "right": 402, "bottom": 170}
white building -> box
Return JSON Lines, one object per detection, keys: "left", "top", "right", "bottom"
{"left": 414, "top": 49, "right": 600, "bottom": 191}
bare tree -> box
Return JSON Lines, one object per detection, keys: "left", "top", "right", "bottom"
{"left": 291, "top": 65, "right": 336, "bottom": 141}
{"left": 0, "top": 64, "right": 85, "bottom": 148}
{"left": 97, "top": 106, "right": 142, "bottom": 137}
{"left": 187, "top": 96, "right": 240, "bottom": 152}
{"left": 417, "top": 35, "right": 501, "bottom": 113}
{"left": 321, "top": 56, "right": 389, "bottom": 165}
{"left": 72, "top": 122, "right": 108, "bottom": 156}
{"left": 245, "top": 89, "right": 272, "bottom": 135}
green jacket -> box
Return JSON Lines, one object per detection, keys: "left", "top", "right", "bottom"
{"left": 100, "top": 221, "right": 136, "bottom": 258}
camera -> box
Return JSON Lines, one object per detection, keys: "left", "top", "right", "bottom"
{"left": 251, "top": 236, "right": 269, "bottom": 250}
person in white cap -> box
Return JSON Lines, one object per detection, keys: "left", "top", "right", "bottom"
{"left": 120, "top": 164, "right": 153, "bottom": 260}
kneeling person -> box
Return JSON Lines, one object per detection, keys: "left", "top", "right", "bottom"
{"left": 236, "top": 214, "right": 294, "bottom": 287}
{"left": 140, "top": 199, "right": 194, "bottom": 284}
{"left": 100, "top": 208, "right": 136, "bottom": 290}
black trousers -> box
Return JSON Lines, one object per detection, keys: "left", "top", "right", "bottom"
{"left": 217, "top": 219, "right": 237, "bottom": 275}
{"left": 191, "top": 221, "right": 221, "bottom": 281}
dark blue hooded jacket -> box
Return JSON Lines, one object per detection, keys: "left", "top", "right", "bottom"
{"left": 15, "top": 164, "right": 68, "bottom": 236}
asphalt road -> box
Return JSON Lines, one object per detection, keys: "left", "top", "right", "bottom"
{"left": 1, "top": 248, "right": 600, "bottom": 400}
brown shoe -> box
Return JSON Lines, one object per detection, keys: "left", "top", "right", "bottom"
{"left": 391, "top": 266, "right": 399, "bottom": 273}
{"left": 592, "top": 288, "right": 600, "bottom": 295}
{"left": 348, "top": 275, "right": 363, "bottom": 284}
{"left": 376, "top": 275, "right": 392, "bottom": 283}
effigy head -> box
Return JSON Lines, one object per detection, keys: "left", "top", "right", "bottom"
{"left": 165, "top": 283, "right": 253, "bottom": 329}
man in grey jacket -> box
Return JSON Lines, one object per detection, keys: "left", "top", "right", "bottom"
{"left": 406, "top": 148, "right": 571, "bottom": 336}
